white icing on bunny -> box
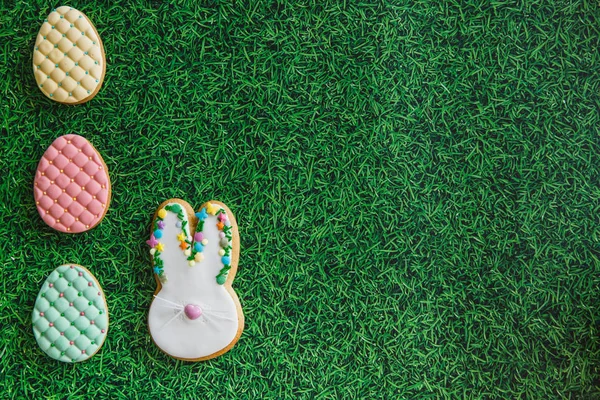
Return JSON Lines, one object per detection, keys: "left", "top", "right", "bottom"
{"left": 147, "top": 201, "right": 241, "bottom": 360}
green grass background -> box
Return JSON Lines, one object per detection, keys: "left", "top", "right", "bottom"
{"left": 1, "top": 0, "right": 599, "bottom": 398}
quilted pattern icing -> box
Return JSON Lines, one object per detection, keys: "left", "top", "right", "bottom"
{"left": 34, "top": 134, "right": 110, "bottom": 233}
{"left": 32, "top": 264, "right": 108, "bottom": 363}
{"left": 33, "top": 6, "right": 105, "bottom": 104}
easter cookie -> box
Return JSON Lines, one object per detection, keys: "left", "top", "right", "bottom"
{"left": 32, "top": 264, "right": 109, "bottom": 363}
{"left": 147, "top": 199, "right": 244, "bottom": 361}
{"left": 34, "top": 134, "right": 111, "bottom": 233}
{"left": 33, "top": 6, "right": 106, "bottom": 104}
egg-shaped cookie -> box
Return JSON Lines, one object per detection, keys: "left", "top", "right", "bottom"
{"left": 32, "top": 264, "right": 109, "bottom": 363}
{"left": 34, "top": 134, "right": 111, "bottom": 233}
{"left": 33, "top": 6, "right": 105, "bottom": 104}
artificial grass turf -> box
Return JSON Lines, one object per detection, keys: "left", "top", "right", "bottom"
{"left": 0, "top": 0, "right": 599, "bottom": 397}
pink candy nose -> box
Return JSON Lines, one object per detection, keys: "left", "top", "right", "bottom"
{"left": 184, "top": 304, "right": 202, "bottom": 320}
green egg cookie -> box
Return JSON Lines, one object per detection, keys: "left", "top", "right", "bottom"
{"left": 32, "top": 264, "right": 108, "bottom": 362}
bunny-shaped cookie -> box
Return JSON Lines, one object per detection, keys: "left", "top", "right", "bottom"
{"left": 147, "top": 199, "right": 244, "bottom": 361}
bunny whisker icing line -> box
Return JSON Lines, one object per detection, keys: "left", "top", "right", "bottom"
{"left": 195, "top": 303, "right": 230, "bottom": 313}
{"left": 203, "top": 312, "right": 237, "bottom": 322}
{"left": 201, "top": 309, "right": 235, "bottom": 315}
{"left": 153, "top": 295, "right": 184, "bottom": 309}
{"left": 158, "top": 310, "right": 184, "bottom": 332}
{"left": 203, "top": 314, "right": 237, "bottom": 326}
{"left": 155, "top": 303, "right": 184, "bottom": 311}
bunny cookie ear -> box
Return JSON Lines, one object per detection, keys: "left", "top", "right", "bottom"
{"left": 190, "top": 201, "right": 239, "bottom": 285}
{"left": 147, "top": 199, "right": 197, "bottom": 283}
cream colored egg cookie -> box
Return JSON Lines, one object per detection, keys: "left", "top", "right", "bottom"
{"left": 33, "top": 6, "right": 106, "bottom": 104}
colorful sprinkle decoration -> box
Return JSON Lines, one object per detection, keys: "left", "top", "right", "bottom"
{"left": 214, "top": 208, "right": 233, "bottom": 285}
{"left": 147, "top": 205, "right": 179, "bottom": 281}
{"left": 147, "top": 203, "right": 234, "bottom": 285}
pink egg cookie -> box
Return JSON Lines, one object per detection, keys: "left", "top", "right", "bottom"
{"left": 34, "top": 134, "right": 110, "bottom": 233}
